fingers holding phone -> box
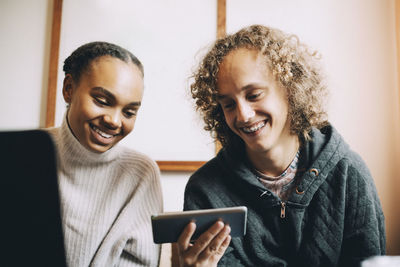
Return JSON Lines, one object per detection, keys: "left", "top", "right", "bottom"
{"left": 151, "top": 207, "right": 246, "bottom": 265}
{"left": 177, "top": 220, "right": 231, "bottom": 267}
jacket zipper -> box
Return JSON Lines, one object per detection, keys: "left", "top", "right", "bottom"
{"left": 280, "top": 201, "right": 286, "bottom": 219}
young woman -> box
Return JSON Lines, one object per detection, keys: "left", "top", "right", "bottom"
{"left": 47, "top": 42, "right": 163, "bottom": 267}
{"left": 177, "top": 25, "right": 385, "bottom": 267}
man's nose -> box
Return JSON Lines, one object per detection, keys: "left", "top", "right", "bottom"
{"left": 236, "top": 101, "right": 255, "bottom": 122}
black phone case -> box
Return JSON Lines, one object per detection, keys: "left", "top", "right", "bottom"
{"left": 151, "top": 206, "right": 247, "bottom": 244}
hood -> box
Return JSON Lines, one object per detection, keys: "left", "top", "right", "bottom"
{"left": 218, "top": 124, "right": 350, "bottom": 206}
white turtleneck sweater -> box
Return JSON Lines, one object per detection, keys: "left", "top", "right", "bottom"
{"left": 47, "top": 117, "right": 163, "bottom": 267}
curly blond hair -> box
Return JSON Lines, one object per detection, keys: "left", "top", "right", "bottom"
{"left": 191, "top": 24, "right": 328, "bottom": 147}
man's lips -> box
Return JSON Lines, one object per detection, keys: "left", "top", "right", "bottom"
{"left": 240, "top": 120, "right": 267, "bottom": 134}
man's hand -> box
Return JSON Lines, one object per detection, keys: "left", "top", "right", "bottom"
{"left": 176, "top": 220, "right": 231, "bottom": 267}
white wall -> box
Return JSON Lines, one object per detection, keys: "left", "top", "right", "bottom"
{"left": 1, "top": 0, "right": 399, "bottom": 254}
{"left": 55, "top": 0, "right": 216, "bottom": 162}
{"left": 0, "top": 0, "right": 52, "bottom": 130}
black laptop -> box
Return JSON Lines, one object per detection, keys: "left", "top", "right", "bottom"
{"left": 0, "top": 130, "right": 67, "bottom": 267}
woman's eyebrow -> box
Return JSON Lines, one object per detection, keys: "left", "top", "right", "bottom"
{"left": 91, "top": 87, "right": 115, "bottom": 100}
{"left": 127, "top": 101, "right": 141, "bottom": 107}
{"left": 91, "top": 87, "right": 141, "bottom": 107}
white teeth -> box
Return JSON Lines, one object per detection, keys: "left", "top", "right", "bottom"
{"left": 92, "top": 125, "right": 113, "bottom": 138}
{"left": 242, "top": 121, "right": 266, "bottom": 133}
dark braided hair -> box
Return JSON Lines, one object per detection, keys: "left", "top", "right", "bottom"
{"left": 63, "top": 41, "right": 143, "bottom": 83}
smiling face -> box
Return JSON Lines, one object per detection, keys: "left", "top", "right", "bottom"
{"left": 63, "top": 56, "right": 144, "bottom": 153}
{"left": 217, "top": 48, "right": 297, "bottom": 158}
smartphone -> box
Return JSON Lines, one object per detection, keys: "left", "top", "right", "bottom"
{"left": 151, "top": 206, "right": 247, "bottom": 244}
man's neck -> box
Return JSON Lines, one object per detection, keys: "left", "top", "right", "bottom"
{"left": 246, "top": 135, "right": 300, "bottom": 177}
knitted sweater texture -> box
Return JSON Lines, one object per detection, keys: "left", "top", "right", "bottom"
{"left": 184, "top": 124, "right": 385, "bottom": 267}
{"left": 47, "top": 117, "right": 162, "bottom": 267}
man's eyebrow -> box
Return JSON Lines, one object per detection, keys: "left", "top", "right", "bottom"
{"left": 242, "top": 83, "right": 267, "bottom": 91}
{"left": 216, "top": 83, "right": 267, "bottom": 100}
{"left": 216, "top": 94, "right": 227, "bottom": 101}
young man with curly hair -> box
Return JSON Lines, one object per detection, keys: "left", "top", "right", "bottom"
{"left": 176, "top": 25, "right": 385, "bottom": 267}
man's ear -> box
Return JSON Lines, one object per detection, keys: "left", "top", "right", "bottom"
{"left": 62, "top": 74, "right": 74, "bottom": 104}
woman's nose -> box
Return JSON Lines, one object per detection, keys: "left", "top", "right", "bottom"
{"left": 103, "top": 110, "right": 122, "bottom": 129}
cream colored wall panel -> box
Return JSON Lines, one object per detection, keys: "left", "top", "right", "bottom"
{"left": 55, "top": 0, "right": 216, "bottom": 161}
{"left": 0, "top": 0, "right": 51, "bottom": 129}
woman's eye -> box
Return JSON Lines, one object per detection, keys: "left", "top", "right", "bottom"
{"left": 124, "top": 110, "right": 137, "bottom": 118}
{"left": 94, "top": 97, "right": 108, "bottom": 106}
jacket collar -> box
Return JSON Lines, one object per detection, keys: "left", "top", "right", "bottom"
{"left": 291, "top": 124, "right": 348, "bottom": 204}
{"left": 217, "top": 124, "right": 348, "bottom": 205}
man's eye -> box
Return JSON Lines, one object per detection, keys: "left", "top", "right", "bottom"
{"left": 248, "top": 93, "right": 261, "bottom": 100}
{"left": 223, "top": 102, "right": 235, "bottom": 110}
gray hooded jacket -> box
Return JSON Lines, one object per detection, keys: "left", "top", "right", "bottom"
{"left": 184, "top": 124, "right": 385, "bottom": 267}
